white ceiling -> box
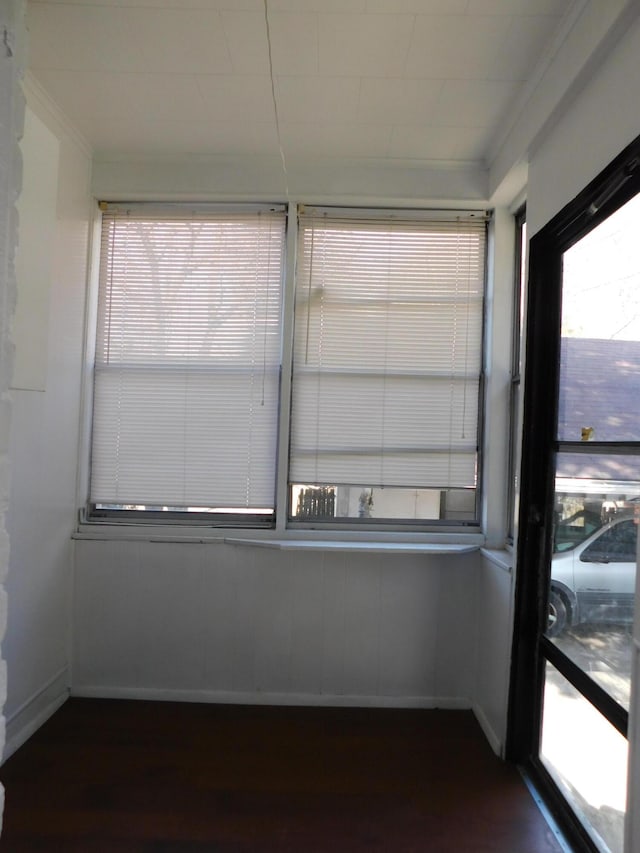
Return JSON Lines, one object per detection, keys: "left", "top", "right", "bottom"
{"left": 26, "top": 0, "right": 573, "bottom": 177}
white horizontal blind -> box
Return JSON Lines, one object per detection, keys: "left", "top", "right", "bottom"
{"left": 290, "top": 211, "right": 486, "bottom": 490}
{"left": 90, "top": 207, "right": 285, "bottom": 511}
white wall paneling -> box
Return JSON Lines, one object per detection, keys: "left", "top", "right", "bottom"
{"left": 3, "top": 87, "right": 92, "bottom": 759}
{"left": 72, "top": 540, "right": 480, "bottom": 710}
{"left": 474, "top": 551, "right": 514, "bottom": 757}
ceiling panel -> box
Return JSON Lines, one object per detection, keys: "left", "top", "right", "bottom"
{"left": 196, "top": 76, "right": 276, "bottom": 123}
{"left": 275, "top": 76, "right": 361, "bottom": 124}
{"left": 127, "top": 8, "right": 236, "bottom": 74}
{"left": 430, "top": 80, "right": 520, "bottom": 129}
{"left": 35, "top": 0, "right": 263, "bottom": 7}
{"left": 356, "top": 78, "right": 442, "bottom": 126}
{"left": 87, "top": 118, "right": 280, "bottom": 157}
{"left": 268, "top": 12, "right": 319, "bottom": 76}
{"left": 388, "top": 125, "right": 490, "bottom": 161}
{"left": 280, "top": 122, "right": 392, "bottom": 158}
{"left": 487, "top": 14, "right": 563, "bottom": 82}
{"left": 364, "top": 0, "right": 468, "bottom": 13}
{"left": 269, "top": 0, "right": 365, "bottom": 11}
{"left": 405, "top": 15, "right": 516, "bottom": 80}
{"left": 32, "top": 70, "right": 208, "bottom": 122}
{"left": 28, "top": 4, "right": 147, "bottom": 73}
{"left": 221, "top": 10, "right": 272, "bottom": 74}
{"left": 317, "top": 13, "right": 415, "bottom": 77}
{"left": 466, "top": 0, "right": 568, "bottom": 14}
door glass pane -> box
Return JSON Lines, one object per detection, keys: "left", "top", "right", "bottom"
{"left": 558, "top": 193, "right": 640, "bottom": 443}
{"left": 549, "top": 474, "right": 636, "bottom": 711}
{"left": 542, "top": 662, "right": 628, "bottom": 853}
{"left": 549, "top": 190, "right": 640, "bottom": 714}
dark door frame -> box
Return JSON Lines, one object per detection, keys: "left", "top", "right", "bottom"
{"left": 506, "top": 133, "right": 640, "bottom": 851}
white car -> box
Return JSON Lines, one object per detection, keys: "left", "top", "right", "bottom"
{"left": 549, "top": 515, "right": 637, "bottom": 636}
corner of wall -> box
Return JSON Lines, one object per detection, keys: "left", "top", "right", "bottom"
{"left": 0, "top": 0, "right": 27, "bottom": 823}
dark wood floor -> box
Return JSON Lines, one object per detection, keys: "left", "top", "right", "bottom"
{"left": 0, "top": 699, "right": 565, "bottom": 852}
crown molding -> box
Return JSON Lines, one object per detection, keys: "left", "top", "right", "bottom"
{"left": 22, "top": 71, "right": 93, "bottom": 159}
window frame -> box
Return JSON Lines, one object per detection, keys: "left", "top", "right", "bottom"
{"left": 85, "top": 201, "right": 287, "bottom": 529}
{"left": 81, "top": 201, "right": 490, "bottom": 536}
{"left": 286, "top": 205, "right": 489, "bottom": 531}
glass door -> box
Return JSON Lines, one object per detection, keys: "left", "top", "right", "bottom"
{"left": 540, "top": 192, "right": 640, "bottom": 853}
{"left": 509, "top": 141, "right": 640, "bottom": 853}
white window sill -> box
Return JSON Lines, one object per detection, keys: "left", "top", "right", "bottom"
{"left": 225, "top": 538, "right": 482, "bottom": 554}
{"left": 73, "top": 524, "right": 484, "bottom": 554}
{"left": 480, "top": 548, "right": 513, "bottom": 573}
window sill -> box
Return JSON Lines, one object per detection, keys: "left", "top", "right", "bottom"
{"left": 480, "top": 548, "right": 513, "bottom": 573}
{"left": 225, "top": 538, "right": 482, "bottom": 554}
{"left": 73, "top": 524, "right": 484, "bottom": 554}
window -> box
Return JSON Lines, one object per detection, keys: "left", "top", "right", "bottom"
{"left": 289, "top": 208, "right": 487, "bottom": 525}
{"left": 87, "top": 203, "right": 487, "bottom": 529}
{"left": 581, "top": 519, "right": 637, "bottom": 562}
{"left": 89, "top": 204, "right": 286, "bottom": 524}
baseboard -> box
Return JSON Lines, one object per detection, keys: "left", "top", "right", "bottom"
{"left": 71, "top": 685, "right": 473, "bottom": 711}
{"left": 3, "top": 668, "right": 70, "bottom": 762}
{"left": 472, "top": 701, "right": 503, "bottom": 757}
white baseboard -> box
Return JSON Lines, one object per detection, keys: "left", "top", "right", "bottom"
{"left": 2, "top": 677, "right": 495, "bottom": 761}
{"left": 472, "top": 701, "right": 503, "bottom": 757}
{"left": 3, "top": 668, "right": 69, "bottom": 762}
{"left": 71, "top": 685, "right": 473, "bottom": 712}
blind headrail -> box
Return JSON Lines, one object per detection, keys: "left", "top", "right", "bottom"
{"left": 298, "top": 204, "right": 492, "bottom": 223}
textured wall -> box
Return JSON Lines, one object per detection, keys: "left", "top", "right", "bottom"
{"left": 0, "top": 0, "right": 25, "bottom": 828}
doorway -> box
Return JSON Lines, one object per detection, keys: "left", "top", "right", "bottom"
{"left": 508, "top": 138, "right": 640, "bottom": 853}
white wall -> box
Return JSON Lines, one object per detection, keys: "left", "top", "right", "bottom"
{"left": 474, "top": 550, "right": 513, "bottom": 756}
{"left": 3, "top": 81, "right": 92, "bottom": 759}
{"left": 528, "top": 12, "right": 640, "bottom": 238}
{"left": 74, "top": 119, "right": 518, "bottom": 725}
{"left": 72, "top": 540, "right": 480, "bottom": 710}
{"left": 70, "top": 177, "right": 517, "bottom": 724}
{"left": 92, "top": 154, "right": 488, "bottom": 209}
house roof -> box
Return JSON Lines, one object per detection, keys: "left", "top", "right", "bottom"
{"left": 557, "top": 336, "right": 640, "bottom": 485}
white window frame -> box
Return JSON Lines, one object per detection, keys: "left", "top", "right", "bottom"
{"left": 286, "top": 205, "right": 488, "bottom": 532}
{"left": 84, "top": 201, "right": 287, "bottom": 528}
{"left": 79, "top": 200, "right": 490, "bottom": 542}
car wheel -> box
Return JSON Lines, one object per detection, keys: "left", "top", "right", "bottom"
{"left": 547, "top": 589, "right": 567, "bottom": 637}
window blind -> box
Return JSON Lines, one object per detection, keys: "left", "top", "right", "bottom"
{"left": 289, "top": 210, "right": 486, "bottom": 491}
{"left": 90, "top": 206, "right": 285, "bottom": 512}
